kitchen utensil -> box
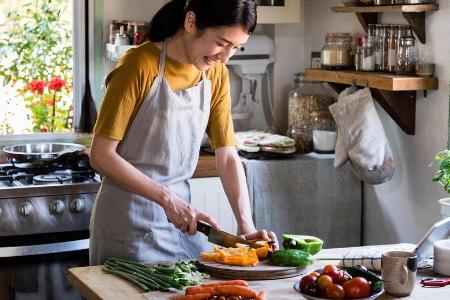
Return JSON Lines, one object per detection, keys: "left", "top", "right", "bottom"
{"left": 197, "top": 258, "right": 304, "bottom": 280}
{"left": 197, "top": 221, "right": 271, "bottom": 249}
{"left": 3, "top": 142, "right": 86, "bottom": 168}
{"left": 420, "top": 277, "right": 450, "bottom": 287}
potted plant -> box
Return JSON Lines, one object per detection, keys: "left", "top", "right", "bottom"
{"left": 430, "top": 150, "right": 450, "bottom": 218}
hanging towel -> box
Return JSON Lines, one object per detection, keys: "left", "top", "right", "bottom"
{"left": 329, "top": 88, "right": 394, "bottom": 185}
{"left": 334, "top": 86, "right": 358, "bottom": 168}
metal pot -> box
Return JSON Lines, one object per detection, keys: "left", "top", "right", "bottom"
{"left": 2, "top": 142, "right": 86, "bottom": 168}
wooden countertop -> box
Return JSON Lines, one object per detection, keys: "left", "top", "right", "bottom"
{"left": 193, "top": 153, "right": 218, "bottom": 178}
{"left": 68, "top": 246, "right": 450, "bottom": 300}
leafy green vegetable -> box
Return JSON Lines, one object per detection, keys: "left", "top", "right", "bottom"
{"left": 430, "top": 150, "right": 450, "bottom": 193}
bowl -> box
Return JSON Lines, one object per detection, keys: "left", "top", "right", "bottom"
{"left": 293, "top": 282, "right": 384, "bottom": 300}
{"left": 313, "top": 130, "right": 337, "bottom": 152}
{"left": 415, "top": 63, "right": 435, "bottom": 77}
{"left": 434, "top": 239, "right": 450, "bottom": 276}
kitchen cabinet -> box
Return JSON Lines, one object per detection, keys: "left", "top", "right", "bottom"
{"left": 189, "top": 177, "right": 237, "bottom": 241}
{"left": 257, "top": 0, "right": 300, "bottom": 24}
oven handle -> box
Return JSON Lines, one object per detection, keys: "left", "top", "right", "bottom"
{"left": 0, "top": 239, "right": 89, "bottom": 258}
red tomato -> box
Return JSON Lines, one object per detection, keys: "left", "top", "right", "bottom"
{"left": 334, "top": 270, "right": 351, "bottom": 285}
{"left": 323, "top": 265, "right": 341, "bottom": 282}
{"left": 317, "top": 275, "right": 334, "bottom": 290}
{"left": 300, "top": 274, "right": 317, "bottom": 292}
{"left": 343, "top": 277, "right": 371, "bottom": 299}
{"left": 325, "top": 283, "right": 345, "bottom": 299}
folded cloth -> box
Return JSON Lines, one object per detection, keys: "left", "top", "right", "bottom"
{"left": 329, "top": 88, "right": 394, "bottom": 184}
{"left": 334, "top": 86, "right": 358, "bottom": 168}
{"left": 338, "top": 243, "right": 432, "bottom": 271}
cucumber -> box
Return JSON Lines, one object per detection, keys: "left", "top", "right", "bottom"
{"left": 271, "top": 249, "right": 314, "bottom": 267}
{"left": 282, "top": 234, "right": 324, "bottom": 255}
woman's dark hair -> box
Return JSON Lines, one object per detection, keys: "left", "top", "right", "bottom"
{"left": 146, "top": 0, "right": 257, "bottom": 42}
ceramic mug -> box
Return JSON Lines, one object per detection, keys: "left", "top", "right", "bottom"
{"left": 381, "top": 251, "right": 417, "bottom": 297}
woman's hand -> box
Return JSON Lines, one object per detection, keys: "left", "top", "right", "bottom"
{"left": 240, "top": 230, "right": 279, "bottom": 250}
{"left": 163, "top": 192, "right": 221, "bottom": 235}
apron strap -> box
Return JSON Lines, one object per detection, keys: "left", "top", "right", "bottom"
{"left": 158, "top": 39, "right": 169, "bottom": 81}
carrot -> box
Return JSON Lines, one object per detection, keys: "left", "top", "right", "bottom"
{"left": 256, "top": 290, "right": 268, "bottom": 300}
{"left": 215, "top": 285, "right": 258, "bottom": 298}
{"left": 170, "top": 293, "right": 210, "bottom": 300}
{"left": 200, "top": 280, "right": 249, "bottom": 287}
{"left": 185, "top": 286, "right": 215, "bottom": 295}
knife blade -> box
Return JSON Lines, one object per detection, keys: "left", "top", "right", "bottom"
{"left": 196, "top": 221, "right": 251, "bottom": 248}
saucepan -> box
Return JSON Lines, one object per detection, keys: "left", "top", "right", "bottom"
{"left": 2, "top": 142, "right": 86, "bottom": 168}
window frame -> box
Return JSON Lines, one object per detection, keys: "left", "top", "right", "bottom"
{"left": 0, "top": 0, "right": 89, "bottom": 140}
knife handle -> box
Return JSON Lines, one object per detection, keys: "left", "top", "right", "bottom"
{"left": 196, "top": 221, "right": 211, "bottom": 235}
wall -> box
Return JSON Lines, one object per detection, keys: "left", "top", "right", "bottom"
{"left": 293, "top": 0, "right": 449, "bottom": 245}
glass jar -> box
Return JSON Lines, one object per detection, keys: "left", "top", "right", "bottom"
{"left": 321, "top": 33, "right": 353, "bottom": 68}
{"left": 361, "top": 36, "right": 376, "bottom": 71}
{"left": 288, "top": 73, "right": 335, "bottom": 154}
{"left": 311, "top": 111, "right": 337, "bottom": 153}
{"left": 396, "top": 36, "right": 418, "bottom": 75}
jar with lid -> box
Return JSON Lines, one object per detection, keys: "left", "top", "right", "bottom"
{"left": 396, "top": 36, "right": 418, "bottom": 75}
{"left": 288, "top": 73, "right": 335, "bottom": 154}
{"left": 321, "top": 33, "right": 353, "bottom": 68}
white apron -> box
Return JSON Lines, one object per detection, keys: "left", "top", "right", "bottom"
{"left": 89, "top": 39, "right": 212, "bottom": 265}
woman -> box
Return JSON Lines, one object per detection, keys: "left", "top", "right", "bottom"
{"left": 89, "top": 0, "right": 277, "bottom": 265}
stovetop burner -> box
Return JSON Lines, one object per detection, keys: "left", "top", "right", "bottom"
{"left": 0, "top": 156, "right": 99, "bottom": 188}
{"left": 33, "top": 174, "right": 73, "bottom": 185}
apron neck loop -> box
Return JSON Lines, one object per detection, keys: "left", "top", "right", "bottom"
{"left": 158, "top": 38, "right": 169, "bottom": 80}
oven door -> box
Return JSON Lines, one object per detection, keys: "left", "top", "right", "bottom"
{"left": 0, "top": 232, "right": 89, "bottom": 300}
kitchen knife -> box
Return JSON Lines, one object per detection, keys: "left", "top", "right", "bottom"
{"left": 196, "top": 221, "right": 273, "bottom": 249}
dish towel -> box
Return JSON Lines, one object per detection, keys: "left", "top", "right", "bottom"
{"left": 329, "top": 88, "right": 394, "bottom": 185}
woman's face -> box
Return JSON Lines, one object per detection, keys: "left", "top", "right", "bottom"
{"left": 186, "top": 25, "right": 249, "bottom": 71}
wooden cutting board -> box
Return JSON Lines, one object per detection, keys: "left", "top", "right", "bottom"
{"left": 197, "top": 258, "right": 306, "bottom": 280}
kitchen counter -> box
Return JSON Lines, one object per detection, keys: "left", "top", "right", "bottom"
{"left": 67, "top": 246, "right": 450, "bottom": 300}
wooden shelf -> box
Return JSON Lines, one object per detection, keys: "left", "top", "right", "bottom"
{"left": 304, "top": 69, "right": 438, "bottom": 91}
{"left": 331, "top": 4, "right": 439, "bottom": 44}
{"left": 304, "top": 69, "right": 439, "bottom": 135}
{"left": 332, "top": 4, "right": 438, "bottom": 13}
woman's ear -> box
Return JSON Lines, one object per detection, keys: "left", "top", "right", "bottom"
{"left": 184, "top": 11, "right": 196, "bottom": 34}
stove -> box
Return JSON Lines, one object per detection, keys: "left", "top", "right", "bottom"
{"left": 0, "top": 158, "right": 100, "bottom": 237}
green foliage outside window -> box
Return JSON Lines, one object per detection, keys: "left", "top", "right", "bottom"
{"left": 0, "top": 0, "right": 73, "bottom": 133}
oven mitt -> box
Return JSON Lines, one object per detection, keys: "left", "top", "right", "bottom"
{"left": 329, "top": 88, "right": 394, "bottom": 185}
{"left": 334, "top": 86, "right": 358, "bottom": 168}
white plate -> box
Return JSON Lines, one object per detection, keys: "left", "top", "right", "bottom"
{"left": 293, "top": 282, "right": 384, "bottom": 300}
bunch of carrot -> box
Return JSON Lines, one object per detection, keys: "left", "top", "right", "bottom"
{"left": 170, "top": 280, "right": 267, "bottom": 300}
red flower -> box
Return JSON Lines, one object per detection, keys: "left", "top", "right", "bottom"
{"left": 29, "top": 80, "right": 45, "bottom": 94}
{"left": 48, "top": 76, "right": 65, "bottom": 91}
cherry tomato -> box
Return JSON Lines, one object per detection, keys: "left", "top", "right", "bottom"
{"left": 324, "top": 283, "right": 345, "bottom": 299}
{"left": 300, "top": 274, "right": 317, "bottom": 292}
{"left": 334, "top": 270, "right": 351, "bottom": 285}
{"left": 310, "top": 271, "right": 321, "bottom": 277}
{"left": 323, "top": 265, "right": 341, "bottom": 282}
{"left": 304, "top": 281, "right": 319, "bottom": 296}
{"left": 343, "top": 277, "right": 371, "bottom": 299}
{"left": 317, "top": 275, "right": 334, "bottom": 290}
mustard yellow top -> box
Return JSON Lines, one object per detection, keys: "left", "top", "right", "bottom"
{"left": 94, "top": 41, "right": 236, "bottom": 149}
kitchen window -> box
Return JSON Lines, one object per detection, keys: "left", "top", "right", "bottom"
{"left": 0, "top": 0, "right": 91, "bottom": 137}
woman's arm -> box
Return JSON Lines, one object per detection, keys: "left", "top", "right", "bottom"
{"left": 90, "top": 134, "right": 220, "bottom": 234}
{"left": 215, "top": 146, "right": 257, "bottom": 235}
{"left": 215, "top": 146, "right": 278, "bottom": 246}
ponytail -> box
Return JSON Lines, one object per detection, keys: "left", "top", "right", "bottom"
{"left": 146, "top": 0, "right": 257, "bottom": 42}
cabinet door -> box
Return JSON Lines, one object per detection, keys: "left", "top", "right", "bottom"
{"left": 257, "top": 0, "right": 300, "bottom": 24}
{"left": 189, "top": 177, "right": 237, "bottom": 236}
